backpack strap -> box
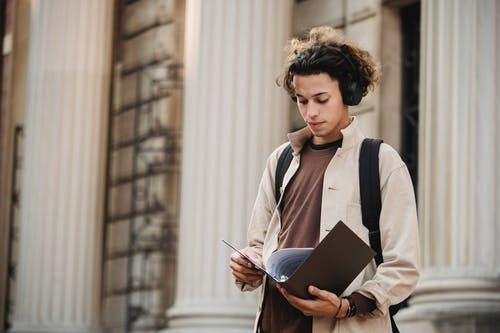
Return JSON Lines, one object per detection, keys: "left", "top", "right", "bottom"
{"left": 275, "top": 144, "right": 294, "bottom": 204}
{"left": 359, "top": 139, "right": 402, "bottom": 333}
{"left": 359, "top": 139, "right": 384, "bottom": 266}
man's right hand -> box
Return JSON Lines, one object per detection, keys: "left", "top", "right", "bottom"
{"left": 229, "top": 247, "right": 264, "bottom": 283}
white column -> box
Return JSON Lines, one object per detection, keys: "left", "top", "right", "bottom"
{"left": 165, "top": 0, "right": 292, "bottom": 332}
{"left": 398, "top": 1, "right": 500, "bottom": 332}
{"left": 12, "top": 1, "right": 113, "bottom": 332}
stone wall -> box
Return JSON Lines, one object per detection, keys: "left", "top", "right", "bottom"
{"left": 102, "top": 0, "right": 185, "bottom": 332}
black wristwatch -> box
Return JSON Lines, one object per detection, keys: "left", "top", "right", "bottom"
{"left": 345, "top": 296, "right": 357, "bottom": 317}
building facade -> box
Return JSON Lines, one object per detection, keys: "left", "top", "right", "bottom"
{"left": 0, "top": 0, "right": 499, "bottom": 333}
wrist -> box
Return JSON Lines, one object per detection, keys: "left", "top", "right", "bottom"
{"left": 341, "top": 298, "right": 350, "bottom": 318}
{"left": 335, "top": 298, "right": 349, "bottom": 318}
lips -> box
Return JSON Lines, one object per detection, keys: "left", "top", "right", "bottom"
{"left": 308, "top": 122, "right": 324, "bottom": 129}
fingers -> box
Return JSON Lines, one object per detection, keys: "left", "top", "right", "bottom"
{"left": 230, "top": 247, "right": 263, "bottom": 267}
{"left": 277, "top": 285, "right": 298, "bottom": 302}
{"left": 276, "top": 285, "right": 292, "bottom": 300}
{"left": 229, "top": 252, "right": 262, "bottom": 275}
{"left": 276, "top": 285, "right": 338, "bottom": 317}
{"left": 229, "top": 260, "right": 260, "bottom": 276}
{"left": 238, "top": 247, "right": 263, "bottom": 267}
{"left": 277, "top": 285, "right": 316, "bottom": 316}
{"left": 229, "top": 262, "right": 263, "bottom": 281}
{"left": 308, "top": 286, "right": 339, "bottom": 304}
{"left": 229, "top": 251, "right": 264, "bottom": 283}
{"left": 231, "top": 270, "right": 262, "bottom": 282}
{"left": 277, "top": 285, "right": 307, "bottom": 307}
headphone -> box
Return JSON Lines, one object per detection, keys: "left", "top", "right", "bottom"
{"left": 334, "top": 45, "right": 363, "bottom": 106}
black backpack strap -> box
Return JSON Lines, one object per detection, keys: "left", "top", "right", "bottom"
{"left": 390, "top": 315, "right": 400, "bottom": 333}
{"left": 360, "top": 139, "right": 402, "bottom": 333}
{"left": 359, "top": 138, "right": 384, "bottom": 266}
{"left": 275, "top": 144, "right": 294, "bottom": 204}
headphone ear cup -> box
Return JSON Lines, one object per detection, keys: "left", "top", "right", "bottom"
{"left": 350, "top": 81, "right": 363, "bottom": 105}
{"left": 342, "top": 80, "right": 362, "bottom": 106}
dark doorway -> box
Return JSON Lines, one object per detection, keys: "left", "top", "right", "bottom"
{"left": 0, "top": 0, "right": 5, "bottom": 105}
{"left": 400, "top": 2, "right": 420, "bottom": 195}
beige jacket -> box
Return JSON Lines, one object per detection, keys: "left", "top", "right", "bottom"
{"left": 237, "top": 117, "right": 420, "bottom": 333}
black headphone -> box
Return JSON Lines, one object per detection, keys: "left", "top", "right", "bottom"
{"left": 333, "top": 45, "right": 363, "bottom": 106}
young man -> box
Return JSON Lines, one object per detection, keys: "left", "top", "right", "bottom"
{"left": 229, "top": 26, "right": 420, "bottom": 333}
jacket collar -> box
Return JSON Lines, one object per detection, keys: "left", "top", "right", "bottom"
{"left": 287, "top": 116, "right": 365, "bottom": 155}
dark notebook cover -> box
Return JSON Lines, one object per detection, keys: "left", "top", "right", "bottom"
{"left": 281, "top": 221, "right": 376, "bottom": 298}
{"left": 223, "top": 220, "right": 375, "bottom": 299}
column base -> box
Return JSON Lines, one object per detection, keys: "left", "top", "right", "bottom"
{"left": 163, "top": 300, "right": 257, "bottom": 333}
{"left": 10, "top": 325, "right": 102, "bottom": 333}
{"left": 397, "top": 306, "right": 500, "bottom": 333}
{"left": 396, "top": 276, "right": 500, "bottom": 333}
{"left": 162, "top": 328, "right": 251, "bottom": 333}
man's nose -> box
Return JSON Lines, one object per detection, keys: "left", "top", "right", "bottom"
{"left": 306, "top": 105, "right": 320, "bottom": 118}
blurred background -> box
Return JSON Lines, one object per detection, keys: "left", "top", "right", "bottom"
{"left": 0, "top": 0, "right": 499, "bottom": 332}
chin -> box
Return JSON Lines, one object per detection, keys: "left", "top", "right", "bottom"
{"left": 310, "top": 129, "right": 326, "bottom": 137}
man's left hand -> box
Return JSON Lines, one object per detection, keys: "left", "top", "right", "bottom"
{"left": 276, "top": 285, "right": 342, "bottom": 317}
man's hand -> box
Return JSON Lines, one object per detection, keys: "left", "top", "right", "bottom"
{"left": 229, "top": 247, "right": 264, "bottom": 283}
{"left": 277, "top": 285, "right": 344, "bottom": 317}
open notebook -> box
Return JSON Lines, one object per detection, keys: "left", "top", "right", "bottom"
{"left": 223, "top": 220, "right": 375, "bottom": 299}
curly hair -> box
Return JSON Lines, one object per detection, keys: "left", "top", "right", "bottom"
{"left": 277, "top": 26, "right": 379, "bottom": 103}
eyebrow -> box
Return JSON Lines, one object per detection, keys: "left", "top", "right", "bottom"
{"left": 295, "top": 92, "right": 329, "bottom": 98}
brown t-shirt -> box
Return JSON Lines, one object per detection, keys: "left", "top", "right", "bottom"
{"left": 259, "top": 139, "right": 340, "bottom": 333}
{"left": 259, "top": 139, "right": 376, "bottom": 333}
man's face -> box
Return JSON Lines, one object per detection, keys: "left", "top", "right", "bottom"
{"left": 293, "top": 73, "right": 351, "bottom": 145}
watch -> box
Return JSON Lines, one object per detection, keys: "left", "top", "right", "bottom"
{"left": 346, "top": 296, "right": 357, "bottom": 317}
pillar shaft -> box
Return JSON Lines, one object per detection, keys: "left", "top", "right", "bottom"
{"left": 166, "top": 0, "right": 292, "bottom": 332}
{"left": 12, "top": 1, "right": 113, "bottom": 332}
{"left": 398, "top": 1, "right": 500, "bottom": 331}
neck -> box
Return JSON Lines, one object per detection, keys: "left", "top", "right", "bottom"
{"left": 311, "top": 117, "right": 351, "bottom": 145}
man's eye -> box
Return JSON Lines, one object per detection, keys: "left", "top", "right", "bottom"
{"left": 317, "top": 99, "right": 328, "bottom": 104}
{"left": 298, "top": 100, "right": 307, "bottom": 105}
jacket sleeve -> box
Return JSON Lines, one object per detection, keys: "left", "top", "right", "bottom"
{"left": 355, "top": 144, "right": 421, "bottom": 317}
{"left": 235, "top": 144, "right": 286, "bottom": 292}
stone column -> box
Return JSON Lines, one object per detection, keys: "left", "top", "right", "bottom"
{"left": 398, "top": 1, "right": 500, "bottom": 332}
{"left": 165, "top": 0, "right": 292, "bottom": 332}
{"left": 11, "top": 1, "right": 114, "bottom": 332}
